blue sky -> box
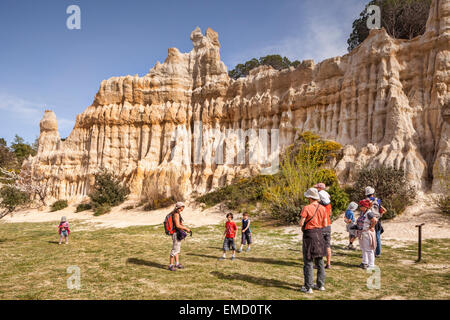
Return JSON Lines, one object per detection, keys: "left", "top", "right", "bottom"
{"left": 0, "top": 0, "right": 368, "bottom": 145}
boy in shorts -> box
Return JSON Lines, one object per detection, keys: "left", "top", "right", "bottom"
{"left": 219, "top": 213, "right": 237, "bottom": 260}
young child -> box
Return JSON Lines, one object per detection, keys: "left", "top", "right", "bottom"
{"left": 344, "top": 202, "right": 358, "bottom": 250}
{"left": 58, "top": 216, "right": 70, "bottom": 245}
{"left": 219, "top": 213, "right": 237, "bottom": 260}
{"left": 238, "top": 212, "right": 252, "bottom": 253}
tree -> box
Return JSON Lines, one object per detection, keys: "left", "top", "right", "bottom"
{"left": 228, "top": 55, "right": 301, "bottom": 80}
{"left": 10, "top": 135, "right": 36, "bottom": 167}
{"left": 0, "top": 185, "right": 29, "bottom": 219}
{"left": 89, "top": 168, "right": 129, "bottom": 211}
{"left": 0, "top": 167, "right": 49, "bottom": 206}
{"left": 347, "top": 0, "right": 432, "bottom": 52}
{"left": 0, "top": 138, "right": 17, "bottom": 170}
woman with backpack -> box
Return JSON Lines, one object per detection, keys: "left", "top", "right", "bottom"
{"left": 357, "top": 200, "right": 378, "bottom": 269}
{"left": 166, "top": 202, "right": 191, "bottom": 272}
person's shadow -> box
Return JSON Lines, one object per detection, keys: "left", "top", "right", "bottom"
{"left": 188, "top": 253, "right": 300, "bottom": 267}
{"left": 211, "top": 271, "right": 300, "bottom": 291}
{"left": 126, "top": 258, "right": 166, "bottom": 270}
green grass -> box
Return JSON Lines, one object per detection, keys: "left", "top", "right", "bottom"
{"left": 0, "top": 219, "right": 448, "bottom": 300}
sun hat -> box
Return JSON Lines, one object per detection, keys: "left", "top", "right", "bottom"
{"left": 347, "top": 202, "right": 358, "bottom": 211}
{"left": 365, "top": 186, "right": 375, "bottom": 196}
{"left": 175, "top": 202, "right": 185, "bottom": 209}
{"left": 359, "top": 200, "right": 372, "bottom": 208}
{"left": 304, "top": 188, "right": 320, "bottom": 201}
{"left": 60, "top": 216, "right": 67, "bottom": 222}
{"left": 314, "top": 183, "right": 326, "bottom": 190}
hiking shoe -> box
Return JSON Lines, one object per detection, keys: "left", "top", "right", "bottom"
{"left": 176, "top": 264, "right": 185, "bottom": 269}
{"left": 168, "top": 265, "right": 177, "bottom": 272}
{"left": 300, "top": 286, "right": 313, "bottom": 294}
{"left": 312, "top": 285, "right": 325, "bottom": 291}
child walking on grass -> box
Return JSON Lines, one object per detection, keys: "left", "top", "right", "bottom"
{"left": 219, "top": 213, "right": 237, "bottom": 260}
{"left": 58, "top": 216, "right": 70, "bottom": 245}
{"left": 238, "top": 212, "right": 252, "bottom": 253}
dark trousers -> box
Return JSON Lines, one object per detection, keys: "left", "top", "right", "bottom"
{"left": 303, "top": 254, "right": 325, "bottom": 289}
{"left": 375, "top": 230, "right": 381, "bottom": 256}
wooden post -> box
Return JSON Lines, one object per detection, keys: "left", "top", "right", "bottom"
{"left": 416, "top": 223, "right": 425, "bottom": 262}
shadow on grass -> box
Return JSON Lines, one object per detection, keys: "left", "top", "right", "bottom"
{"left": 188, "top": 253, "right": 299, "bottom": 267}
{"left": 48, "top": 241, "right": 60, "bottom": 244}
{"left": 331, "top": 261, "right": 360, "bottom": 268}
{"left": 237, "top": 256, "right": 300, "bottom": 267}
{"left": 127, "top": 258, "right": 166, "bottom": 270}
{"left": 211, "top": 271, "right": 300, "bottom": 291}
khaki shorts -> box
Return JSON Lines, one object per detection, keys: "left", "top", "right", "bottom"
{"left": 170, "top": 233, "right": 182, "bottom": 257}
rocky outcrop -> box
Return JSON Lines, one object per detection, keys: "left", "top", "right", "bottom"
{"left": 26, "top": 0, "right": 449, "bottom": 202}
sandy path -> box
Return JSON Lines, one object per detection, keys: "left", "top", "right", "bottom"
{"left": 1, "top": 201, "right": 226, "bottom": 229}
{"left": 2, "top": 195, "right": 449, "bottom": 244}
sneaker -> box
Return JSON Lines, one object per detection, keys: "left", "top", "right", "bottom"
{"left": 312, "top": 285, "right": 325, "bottom": 291}
{"left": 375, "top": 255, "right": 380, "bottom": 258}
{"left": 349, "top": 244, "right": 356, "bottom": 251}
{"left": 238, "top": 249, "right": 242, "bottom": 253}
{"left": 231, "top": 256, "right": 235, "bottom": 261}
{"left": 300, "top": 286, "right": 313, "bottom": 294}
{"left": 246, "top": 247, "right": 251, "bottom": 252}
{"left": 219, "top": 257, "right": 226, "bottom": 261}
{"left": 168, "top": 265, "right": 177, "bottom": 272}
{"left": 359, "top": 263, "right": 369, "bottom": 269}
{"left": 325, "top": 264, "right": 331, "bottom": 269}
{"left": 176, "top": 264, "right": 185, "bottom": 269}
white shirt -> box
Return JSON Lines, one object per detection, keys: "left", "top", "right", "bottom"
{"left": 318, "top": 190, "right": 331, "bottom": 205}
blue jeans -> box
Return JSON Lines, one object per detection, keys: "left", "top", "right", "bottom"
{"left": 375, "top": 230, "right": 381, "bottom": 256}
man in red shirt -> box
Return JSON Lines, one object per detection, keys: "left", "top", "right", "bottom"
{"left": 219, "top": 213, "right": 237, "bottom": 260}
{"left": 299, "top": 188, "right": 329, "bottom": 294}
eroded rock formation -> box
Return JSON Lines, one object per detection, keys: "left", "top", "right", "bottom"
{"left": 25, "top": 0, "right": 449, "bottom": 202}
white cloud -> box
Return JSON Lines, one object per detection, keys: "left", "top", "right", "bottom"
{"left": 0, "top": 92, "right": 41, "bottom": 116}
{"left": 227, "top": 0, "right": 365, "bottom": 67}
{"left": 0, "top": 92, "right": 75, "bottom": 134}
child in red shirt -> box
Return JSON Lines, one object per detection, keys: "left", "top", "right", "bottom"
{"left": 219, "top": 213, "right": 237, "bottom": 260}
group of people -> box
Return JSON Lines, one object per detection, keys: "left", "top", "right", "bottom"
{"left": 165, "top": 182, "right": 385, "bottom": 295}
{"left": 57, "top": 185, "right": 385, "bottom": 294}
{"left": 300, "top": 184, "right": 385, "bottom": 293}
{"left": 166, "top": 203, "right": 253, "bottom": 271}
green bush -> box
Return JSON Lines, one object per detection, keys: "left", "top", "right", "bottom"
{"left": 76, "top": 203, "right": 92, "bottom": 213}
{"left": 143, "top": 197, "right": 176, "bottom": 211}
{"left": 94, "top": 204, "right": 111, "bottom": 216}
{"left": 197, "top": 175, "right": 273, "bottom": 212}
{"left": 435, "top": 170, "right": 450, "bottom": 215}
{"left": 264, "top": 132, "right": 347, "bottom": 224}
{"left": 89, "top": 169, "right": 129, "bottom": 213}
{"left": 50, "top": 200, "right": 68, "bottom": 212}
{"left": 350, "top": 166, "right": 416, "bottom": 219}
{"left": 437, "top": 195, "right": 450, "bottom": 215}
{"left": 0, "top": 185, "right": 30, "bottom": 214}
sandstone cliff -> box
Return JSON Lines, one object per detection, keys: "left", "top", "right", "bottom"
{"left": 25, "top": 0, "right": 450, "bottom": 202}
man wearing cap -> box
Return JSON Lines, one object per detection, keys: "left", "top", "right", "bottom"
{"left": 357, "top": 199, "right": 378, "bottom": 269}
{"left": 168, "top": 202, "right": 191, "bottom": 271}
{"left": 299, "top": 188, "right": 329, "bottom": 294}
{"left": 365, "top": 187, "right": 385, "bottom": 257}
{"left": 314, "top": 183, "right": 332, "bottom": 269}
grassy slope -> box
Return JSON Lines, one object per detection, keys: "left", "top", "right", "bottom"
{"left": 0, "top": 219, "right": 448, "bottom": 300}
